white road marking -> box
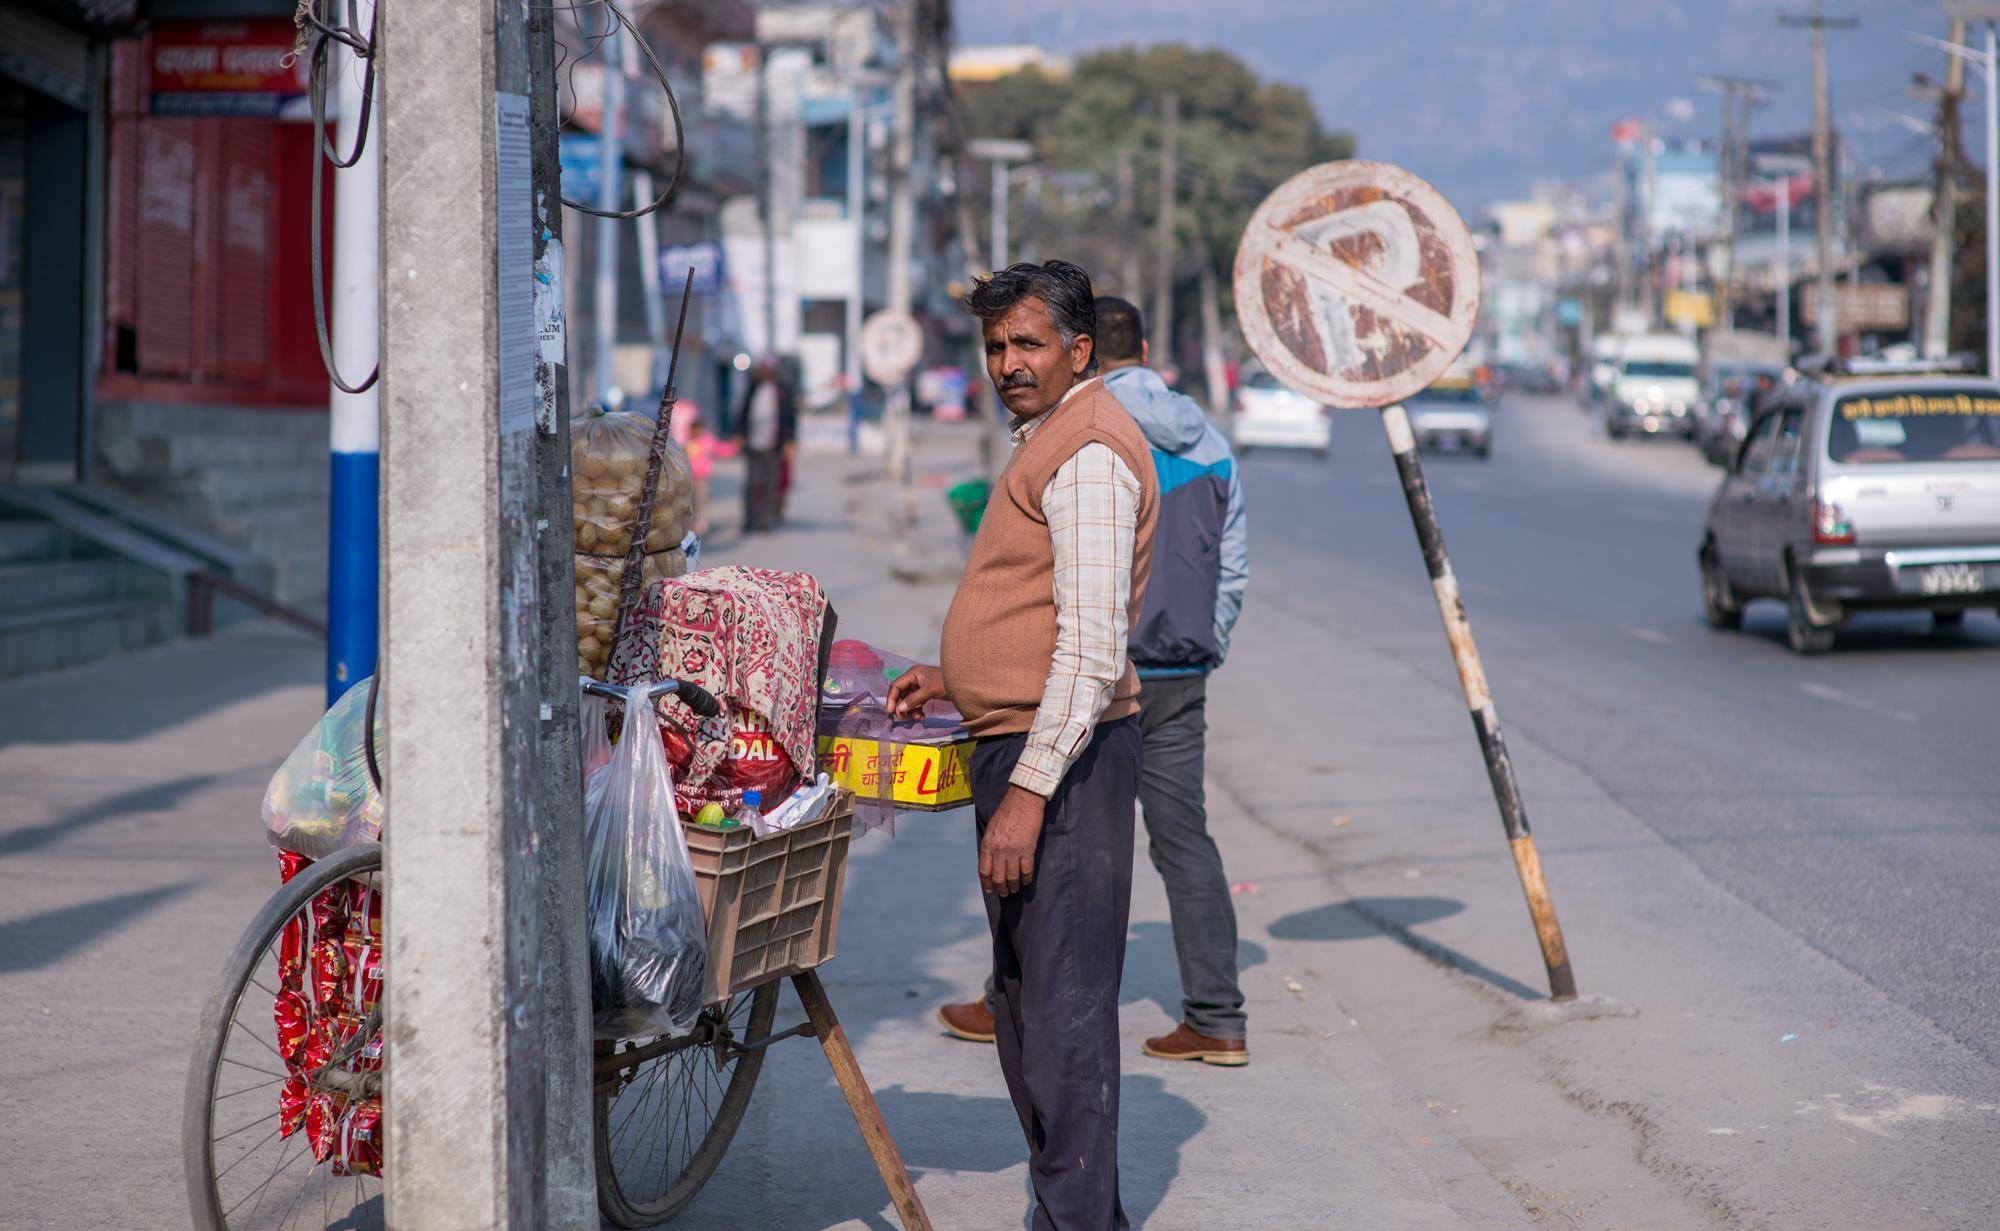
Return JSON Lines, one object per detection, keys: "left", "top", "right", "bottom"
{"left": 1620, "top": 625, "right": 1671, "bottom": 646}
{"left": 1798, "top": 682, "right": 1918, "bottom": 723}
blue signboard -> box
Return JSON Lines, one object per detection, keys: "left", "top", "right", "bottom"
{"left": 660, "top": 242, "right": 725, "bottom": 294}
{"left": 558, "top": 132, "right": 603, "bottom": 202}
{"left": 1556, "top": 298, "right": 1583, "bottom": 327}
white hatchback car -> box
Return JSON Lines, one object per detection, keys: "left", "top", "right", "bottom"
{"left": 1232, "top": 363, "right": 1331, "bottom": 458}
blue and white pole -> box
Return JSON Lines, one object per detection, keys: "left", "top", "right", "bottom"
{"left": 327, "top": 3, "right": 380, "bottom": 705}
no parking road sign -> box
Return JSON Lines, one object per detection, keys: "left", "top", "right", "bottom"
{"left": 1233, "top": 160, "right": 1577, "bottom": 1002}
{"left": 1234, "top": 160, "right": 1480, "bottom": 409}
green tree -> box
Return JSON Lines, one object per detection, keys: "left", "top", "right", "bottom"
{"left": 962, "top": 44, "right": 1354, "bottom": 366}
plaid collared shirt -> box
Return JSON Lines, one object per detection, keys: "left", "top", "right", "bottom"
{"left": 1006, "top": 378, "right": 1142, "bottom": 798}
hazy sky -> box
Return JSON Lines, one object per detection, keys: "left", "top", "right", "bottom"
{"left": 955, "top": 0, "right": 1954, "bottom": 212}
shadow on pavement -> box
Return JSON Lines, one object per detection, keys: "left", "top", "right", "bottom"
{"left": 1122, "top": 919, "right": 1267, "bottom": 1024}
{"left": 1268, "top": 895, "right": 1545, "bottom": 1002}
{"left": 0, "top": 623, "right": 319, "bottom": 750}
{"left": 0, "top": 880, "right": 196, "bottom": 974}
{"left": 0, "top": 772, "right": 221, "bottom": 857}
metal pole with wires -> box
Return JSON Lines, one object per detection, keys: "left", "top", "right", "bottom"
{"left": 310, "top": 0, "right": 380, "bottom": 705}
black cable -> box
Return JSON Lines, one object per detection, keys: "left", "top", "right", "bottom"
{"left": 304, "top": 0, "right": 379, "bottom": 394}
{"left": 363, "top": 669, "right": 384, "bottom": 794}
{"left": 535, "top": 0, "right": 686, "bottom": 218}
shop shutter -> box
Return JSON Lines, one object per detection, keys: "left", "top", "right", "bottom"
{"left": 103, "top": 117, "right": 138, "bottom": 362}
{"left": 210, "top": 123, "right": 272, "bottom": 384}
{"left": 135, "top": 118, "right": 198, "bottom": 377}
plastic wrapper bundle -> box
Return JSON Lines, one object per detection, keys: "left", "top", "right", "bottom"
{"left": 263, "top": 678, "right": 383, "bottom": 860}
{"left": 818, "top": 640, "right": 974, "bottom": 834}
{"left": 271, "top": 850, "right": 386, "bottom": 1176}
{"left": 573, "top": 408, "right": 695, "bottom": 678}
{"left": 583, "top": 688, "right": 708, "bottom": 1039}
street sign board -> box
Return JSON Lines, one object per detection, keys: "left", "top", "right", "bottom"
{"left": 660, "top": 242, "right": 725, "bottom": 294}
{"left": 861, "top": 309, "right": 924, "bottom": 387}
{"left": 1233, "top": 160, "right": 1481, "bottom": 409}
{"left": 149, "top": 20, "right": 309, "bottom": 118}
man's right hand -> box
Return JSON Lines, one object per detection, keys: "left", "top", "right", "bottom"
{"left": 886, "top": 664, "right": 945, "bottom": 720}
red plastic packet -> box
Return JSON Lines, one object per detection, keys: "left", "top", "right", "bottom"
{"left": 712, "top": 708, "right": 797, "bottom": 803}
{"left": 273, "top": 989, "right": 310, "bottom": 1065}
{"left": 278, "top": 849, "right": 312, "bottom": 885}
{"left": 278, "top": 917, "right": 307, "bottom": 991}
{"left": 331, "top": 1097, "right": 384, "bottom": 1177}
{"left": 278, "top": 1075, "right": 309, "bottom": 1138}
{"left": 311, "top": 884, "right": 349, "bottom": 937}
{"left": 330, "top": 1010, "right": 384, "bottom": 1073}
{"left": 341, "top": 938, "right": 383, "bottom": 1017}
{"left": 305, "top": 1090, "right": 344, "bottom": 1163}
{"left": 310, "top": 938, "right": 350, "bottom": 1013}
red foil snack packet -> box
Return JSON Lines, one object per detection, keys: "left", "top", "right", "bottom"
{"left": 304, "top": 1090, "right": 345, "bottom": 1163}
{"left": 273, "top": 989, "right": 310, "bottom": 1066}
{"left": 278, "top": 1075, "right": 309, "bottom": 1138}
{"left": 278, "top": 849, "right": 312, "bottom": 885}
{"left": 298, "top": 1016, "right": 339, "bottom": 1078}
{"left": 311, "top": 883, "right": 349, "bottom": 937}
{"left": 341, "top": 938, "right": 384, "bottom": 1016}
{"left": 310, "top": 938, "right": 350, "bottom": 1014}
{"left": 344, "top": 882, "right": 383, "bottom": 945}
{"left": 713, "top": 708, "right": 797, "bottom": 803}
{"left": 278, "top": 917, "right": 307, "bottom": 991}
{"left": 331, "top": 1098, "right": 384, "bottom": 1177}
{"left": 331, "top": 1010, "right": 384, "bottom": 1073}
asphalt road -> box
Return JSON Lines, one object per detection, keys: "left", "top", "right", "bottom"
{"left": 1214, "top": 390, "right": 2000, "bottom": 1227}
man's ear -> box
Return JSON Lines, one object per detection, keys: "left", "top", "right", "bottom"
{"left": 1140, "top": 339, "right": 1150, "bottom": 367}
{"left": 1073, "top": 334, "right": 1094, "bottom": 375}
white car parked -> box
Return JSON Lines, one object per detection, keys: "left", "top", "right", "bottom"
{"left": 1231, "top": 363, "right": 1331, "bottom": 458}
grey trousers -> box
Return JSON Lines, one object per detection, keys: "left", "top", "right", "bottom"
{"left": 982, "top": 676, "right": 1246, "bottom": 1040}
{"left": 742, "top": 448, "right": 782, "bottom": 532}
{"left": 1134, "top": 674, "right": 1246, "bottom": 1039}
{"left": 973, "top": 717, "right": 1139, "bottom": 1231}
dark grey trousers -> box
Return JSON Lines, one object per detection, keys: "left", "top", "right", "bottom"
{"left": 1134, "top": 674, "right": 1246, "bottom": 1039}
{"left": 981, "top": 677, "right": 1246, "bottom": 1040}
{"left": 742, "top": 448, "right": 782, "bottom": 532}
{"left": 973, "top": 717, "right": 1139, "bottom": 1231}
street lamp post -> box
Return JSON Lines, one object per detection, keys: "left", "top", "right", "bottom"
{"left": 1921, "top": 5, "right": 2000, "bottom": 375}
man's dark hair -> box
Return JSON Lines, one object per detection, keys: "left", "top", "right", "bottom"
{"left": 963, "top": 260, "right": 1097, "bottom": 350}
{"left": 1093, "top": 296, "right": 1144, "bottom": 363}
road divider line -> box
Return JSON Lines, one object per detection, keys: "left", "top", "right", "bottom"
{"left": 1798, "top": 681, "right": 1918, "bottom": 723}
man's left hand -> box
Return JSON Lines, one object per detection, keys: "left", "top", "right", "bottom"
{"left": 981, "top": 786, "right": 1047, "bottom": 897}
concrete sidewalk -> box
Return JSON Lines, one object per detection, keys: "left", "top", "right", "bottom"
{"left": 689, "top": 422, "right": 1534, "bottom": 1228}
{"left": 0, "top": 418, "right": 1533, "bottom": 1228}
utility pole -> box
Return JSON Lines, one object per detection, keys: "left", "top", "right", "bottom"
{"left": 327, "top": 0, "right": 379, "bottom": 706}
{"left": 756, "top": 49, "right": 777, "bottom": 359}
{"left": 379, "top": 0, "right": 546, "bottom": 1222}
{"left": 846, "top": 86, "right": 866, "bottom": 413}
{"left": 593, "top": 6, "right": 623, "bottom": 405}
{"left": 1701, "top": 74, "right": 1779, "bottom": 330}
{"left": 526, "top": 0, "right": 595, "bottom": 1221}
{"left": 1154, "top": 92, "right": 1178, "bottom": 373}
{"left": 991, "top": 158, "right": 1010, "bottom": 268}
{"left": 1926, "top": 13, "right": 1967, "bottom": 358}
{"left": 1641, "top": 115, "right": 1659, "bottom": 322}
{"left": 1781, "top": 2, "right": 1859, "bottom": 353}
{"left": 884, "top": 2, "right": 919, "bottom": 528}
{"left": 1116, "top": 146, "right": 1140, "bottom": 299}
{"left": 1775, "top": 176, "right": 1794, "bottom": 343}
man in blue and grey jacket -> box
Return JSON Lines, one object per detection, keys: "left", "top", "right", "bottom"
{"left": 938, "top": 295, "right": 1253, "bottom": 1064}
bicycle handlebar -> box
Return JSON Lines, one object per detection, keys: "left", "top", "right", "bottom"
{"left": 580, "top": 675, "right": 723, "bottom": 720}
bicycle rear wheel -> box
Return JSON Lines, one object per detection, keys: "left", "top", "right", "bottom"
{"left": 184, "top": 844, "right": 385, "bottom": 1231}
{"left": 593, "top": 984, "right": 779, "bottom": 1226}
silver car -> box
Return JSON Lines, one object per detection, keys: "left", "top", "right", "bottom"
{"left": 1407, "top": 378, "right": 1493, "bottom": 458}
{"left": 1698, "top": 368, "right": 2000, "bottom": 653}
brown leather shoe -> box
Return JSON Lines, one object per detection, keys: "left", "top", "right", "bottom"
{"left": 1143, "top": 1022, "right": 1248, "bottom": 1066}
{"left": 937, "top": 999, "right": 996, "bottom": 1043}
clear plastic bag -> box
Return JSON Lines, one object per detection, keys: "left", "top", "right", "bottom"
{"left": 575, "top": 548, "right": 687, "bottom": 679}
{"left": 263, "top": 677, "right": 383, "bottom": 859}
{"left": 571, "top": 408, "right": 694, "bottom": 559}
{"left": 585, "top": 684, "right": 709, "bottom": 1039}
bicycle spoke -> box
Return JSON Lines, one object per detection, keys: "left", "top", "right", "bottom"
{"left": 212, "top": 1107, "right": 280, "bottom": 1145}
{"left": 232, "top": 1015, "right": 289, "bottom": 1062}
{"left": 222, "top": 1054, "right": 288, "bottom": 1079}
{"left": 215, "top": 1074, "right": 289, "bottom": 1101}
{"left": 220, "top": 1132, "right": 308, "bottom": 1215}
{"left": 215, "top": 1124, "right": 285, "bottom": 1182}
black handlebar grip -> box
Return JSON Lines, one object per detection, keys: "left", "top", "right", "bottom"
{"left": 675, "top": 679, "right": 722, "bottom": 719}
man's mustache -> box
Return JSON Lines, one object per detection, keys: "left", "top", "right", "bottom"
{"left": 998, "top": 371, "right": 1038, "bottom": 391}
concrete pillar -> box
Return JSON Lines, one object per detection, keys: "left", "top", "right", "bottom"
{"left": 379, "top": 0, "right": 546, "bottom": 1225}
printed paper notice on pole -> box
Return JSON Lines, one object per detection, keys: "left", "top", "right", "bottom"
{"left": 495, "top": 92, "right": 535, "bottom": 436}
{"left": 1233, "top": 160, "right": 1480, "bottom": 409}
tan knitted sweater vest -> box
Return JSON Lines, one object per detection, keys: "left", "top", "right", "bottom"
{"left": 939, "top": 378, "right": 1159, "bottom": 738}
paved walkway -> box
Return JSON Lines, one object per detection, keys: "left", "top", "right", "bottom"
{"left": 0, "top": 419, "right": 1531, "bottom": 1228}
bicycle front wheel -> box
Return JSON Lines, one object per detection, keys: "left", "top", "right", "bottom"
{"left": 184, "top": 843, "right": 385, "bottom": 1231}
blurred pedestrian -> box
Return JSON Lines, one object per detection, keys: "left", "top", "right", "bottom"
{"left": 682, "top": 416, "right": 730, "bottom": 538}
{"left": 937, "top": 295, "right": 1253, "bottom": 1066}
{"left": 735, "top": 359, "right": 796, "bottom": 533}
{"left": 888, "top": 260, "right": 1157, "bottom": 1231}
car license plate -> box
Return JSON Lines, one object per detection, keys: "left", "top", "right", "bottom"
{"left": 1915, "top": 562, "right": 1986, "bottom": 596}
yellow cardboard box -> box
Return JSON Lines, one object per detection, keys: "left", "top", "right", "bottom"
{"left": 816, "top": 732, "right": 974, "bottom": 812}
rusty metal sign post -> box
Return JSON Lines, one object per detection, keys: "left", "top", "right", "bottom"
{"left": 1234, "top": 160, "right": 1576, "bottom": 1001}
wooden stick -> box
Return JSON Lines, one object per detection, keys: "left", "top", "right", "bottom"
{"left": 792, "top": 970, "right": 934, "bottom": 1230}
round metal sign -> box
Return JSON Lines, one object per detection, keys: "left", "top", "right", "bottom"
{"left": 1233, "top": 160, "right": 1481, "bottom": 409}
{"left": 861, "top": 309, "right": 925, "bottom": 387}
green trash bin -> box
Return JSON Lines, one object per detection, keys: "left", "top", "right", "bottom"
{"left": 946, "top": 478, "right": 990, "bottom": 535}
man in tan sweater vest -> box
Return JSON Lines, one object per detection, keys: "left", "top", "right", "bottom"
{"left": 889, "top": 260, "right": 1157, "bottom": 1231}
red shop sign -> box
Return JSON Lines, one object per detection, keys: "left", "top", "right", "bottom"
{"left": 150, "top": 20, "right": 310, "bottom": 118}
